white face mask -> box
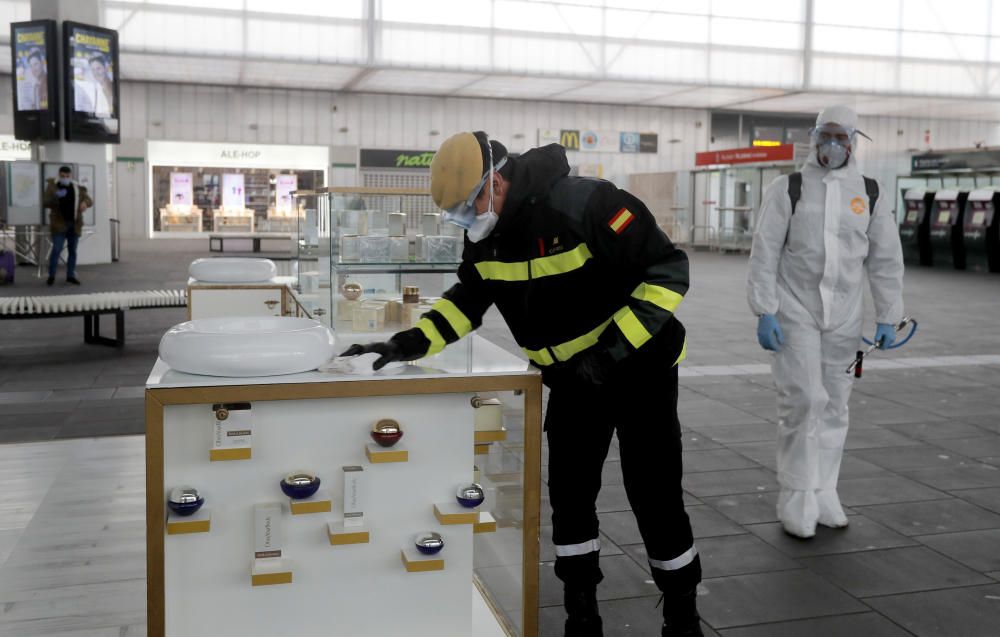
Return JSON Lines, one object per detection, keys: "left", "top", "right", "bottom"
{"left": 817, "top": 140, "right": 849, "bottom": 169}
{"left": 58, "top": 177, "right": 71, "bottom": 186}
{"left": 467, "top": 210, "right": 498, "bottom": 243}
{"left": 464, "top": 138, "right": 503, "bottom": 243}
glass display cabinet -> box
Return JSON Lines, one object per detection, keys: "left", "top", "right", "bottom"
{"left": 294, "top": 187, "right": 466, "bottom": 349}
{"left": 291, "top": 190, "right": 330, "bottom": 319}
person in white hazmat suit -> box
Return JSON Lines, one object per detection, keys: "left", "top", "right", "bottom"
{"left": 746, "top": 105, "right": 905, "bottom": 538}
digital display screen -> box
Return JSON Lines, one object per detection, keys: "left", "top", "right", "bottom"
{"left": 937, "top": 210, "right": 951, "bottom": 224}
{"left": 906, "top": 210, "right": 918, "bottom": 223}
{"left": 14, "top": 24, "right": 49, "bottom": 111}
{"left": 9, "top": 20, "right": 58, "bottom": 139}
{"left": 63, "top": 21, "right": 120, "bottom": 143}
{"left": 972, "top": 211, "right": 986, "bottom": 226}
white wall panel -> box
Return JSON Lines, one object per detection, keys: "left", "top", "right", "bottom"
{"left": 101, "top": 82, "right": 709, "bottom": 183}
{"left": 19, "top": 80, "right": 1000, "bottom": 233}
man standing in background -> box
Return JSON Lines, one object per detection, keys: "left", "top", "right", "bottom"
{"left": 44, "top": 165, "right": 93, "bottom": 286}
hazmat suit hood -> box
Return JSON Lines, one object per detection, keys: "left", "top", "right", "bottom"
{"left": 806, "top": 104, "right": 867, "bottom": 175}
{"left": 494, "top": 143, "right": 571, "bottom": 234}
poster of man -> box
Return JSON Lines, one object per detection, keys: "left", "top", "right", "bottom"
{"left": 14, "top": 26, "right": 48, "bottom": 111}
{"left": 70, "top": 27, "right": 116, "bottom": 118}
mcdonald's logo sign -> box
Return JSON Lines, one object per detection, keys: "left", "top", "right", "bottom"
{"left": 560, "top": 130, "right": 580, "bottom": 150}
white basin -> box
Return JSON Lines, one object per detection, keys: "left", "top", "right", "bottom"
{"left": 189, "top": 258, "right": 277, "bottom": 283}
{"left": 159, "top": 317, "right": 336, "bottom": 377}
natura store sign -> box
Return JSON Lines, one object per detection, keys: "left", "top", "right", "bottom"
{"left": 147, "top": 140, "right": 328, "bottom": 170}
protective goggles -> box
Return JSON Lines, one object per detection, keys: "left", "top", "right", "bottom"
{"left": 810, "top": 123, "right": 871, "bottom": 146}
{"left": 441, "top": 154, "right": 507, "bottom": 230}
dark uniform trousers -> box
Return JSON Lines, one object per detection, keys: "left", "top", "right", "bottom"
{"left": 546, "top": 360, "right": 701, "bottom": 595}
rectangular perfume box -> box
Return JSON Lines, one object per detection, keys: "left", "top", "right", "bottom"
{"left": 212, "top": 403, "right": 252, "bottom": 449}
{"left": 422, "top": 212, "right": 441, "bottom": 236}
{"left": 343, "top": 466, "right": 364, "bottom": 528}
{"left": 389, "top": 212, "right": 406, "bottom": 237}
{"left": 254, "top": 503, "right": 282, "bottom": 559}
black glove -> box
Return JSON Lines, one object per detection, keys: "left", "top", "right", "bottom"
{"left": 572, "top": 347, "right": 615, "bottom": 385}
{"left": 543, "top": 347, "right": 615, "bottom": 387}
{"left": 340, "top": 341, "right": 403, "bottom": 371}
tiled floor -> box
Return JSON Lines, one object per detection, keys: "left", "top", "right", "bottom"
{"left": 2, "top": 241, "right": 1000, "bottom": 635}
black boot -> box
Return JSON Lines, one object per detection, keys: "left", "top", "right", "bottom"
{"left": 660, "top": 588, "right": 703, "bottom": 637}
{"left": 564, "top": 586, "right": 603, "bottom": 637}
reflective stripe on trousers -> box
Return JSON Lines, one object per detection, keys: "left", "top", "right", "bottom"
{"left": 648, "top": 545, "right": 698, "bottom": 571}
{"left": 554, "top": 537, "right": 601, "bottom": 558}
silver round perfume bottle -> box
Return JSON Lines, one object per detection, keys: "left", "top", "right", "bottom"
{"left": 414, "top": 531, "right": 444, "bottom": 555}
{"left": 167, "top": 486, "right": 204, "bottom": 516}
{"left": 455, "top": 483, "right": 485, "bottom": 508}
{"left": 280, "top": 471, "right": 321, "bottom": 499}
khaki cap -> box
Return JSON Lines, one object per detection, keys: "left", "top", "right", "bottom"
{"left": 431, "top": 132, "right": 485, "bottom": 210}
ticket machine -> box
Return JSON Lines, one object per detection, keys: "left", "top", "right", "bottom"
{"left": 900, "top": 189, "right": 934, "bottom": 266}
{"left": 928, "top": 190, "right": 968, "bottom": 269}
{"left": 963, "top": 190, "right": 1000, "bottom": 273}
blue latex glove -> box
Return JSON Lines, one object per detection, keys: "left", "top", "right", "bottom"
{"left": 756, "top": 314, "right": 784, "bottom": 352}
{"left": 874, "top": 323, "right": 895, "bottom": 349}
{"left": 56, "top": 188, "right": 68, "bottom": 198}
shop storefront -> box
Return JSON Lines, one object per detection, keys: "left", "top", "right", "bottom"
{"left": 146, "top": 141, "right": 328, "bottom": 238}
{"left": 690, "top": 143, "right": 807, "bottom": 251}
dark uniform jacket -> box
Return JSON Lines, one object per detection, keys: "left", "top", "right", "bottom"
{"left": 394, "top": 144, "right": 689, "bottom": 384}
{"left": 44, "top": 180, "right": 93, "bottom": 235}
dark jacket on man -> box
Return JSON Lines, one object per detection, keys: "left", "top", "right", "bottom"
{"left": 395, "top": 143, "right": 689, "bottom": 384}
{"left": 44, "top": 179, "right": 92, "bottom": 235}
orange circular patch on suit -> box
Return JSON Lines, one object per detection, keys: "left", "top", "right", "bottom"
{"left": 850, "top": 197, "right": 866, "bottom": 215}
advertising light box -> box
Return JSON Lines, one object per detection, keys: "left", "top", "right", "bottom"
{"left": 63, "top": 21, "right": 120, "bottom": 143}
{"left": 10, "top": 20, "right": 59, "bottom": 140}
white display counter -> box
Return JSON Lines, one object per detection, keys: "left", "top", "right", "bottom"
{"left": 145, "top": 335, "right": 541, "bottom": 637}
{"left": 186, "top": 276, "right": 298, "bottom": 320}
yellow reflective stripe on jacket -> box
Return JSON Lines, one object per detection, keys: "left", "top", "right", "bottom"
{"left": 532, "top": 244, "right": 592, "bottom": 279}
{"left": 475, "top": 260, "right": 529, "bottom": 282}
{"left": 431, "top": 298, "right": 473, "bottom": 338}
{"left": 632, "top": 282, "right": 684, "bottom": 314}
{"left": 613, "top": 306, "right": 652, "bottom": 350}
{"left": 551, "top": 318, "right": 610, "bottom": 361}
{"left": 674, "top": 338, "right": 687, "bottom": 366}
{"left": 524, "top": 347, "right": 555, "bottom": 366}
{"left": 522, "top": 318, "right": 611, "bottom": 366}
{"left": 416, "top": 318, "right": 446, "bottom": 356}
{"left": 476, "top": 244, "right": 593, "bottom": 282}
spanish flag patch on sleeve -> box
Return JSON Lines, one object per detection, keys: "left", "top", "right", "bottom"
{"left": 608, "top": 207, "right": 635, "bottom": 234}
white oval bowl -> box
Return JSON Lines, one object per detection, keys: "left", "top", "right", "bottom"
{"left": 159, "top": 317, "right": 335, "bottom": 377}
{"left": 189, "top": 258, "right": 277, "bottom": 283}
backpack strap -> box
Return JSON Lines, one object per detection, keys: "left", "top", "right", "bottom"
{"left": 863, "top": 176, "right": 879, "bottom": 215}
{"left": 787, "top": 172, "right": 802, "bottom": 215}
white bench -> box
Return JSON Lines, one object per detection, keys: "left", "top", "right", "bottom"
{"left": 0, "top": 289, "right": 187, "bottom": 347}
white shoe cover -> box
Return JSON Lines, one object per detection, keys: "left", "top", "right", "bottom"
{"left": 816, "top": 489, "right": 849, "bottom": 528}
{"left": 777, "top": 489, "right": 818, "bottom": 538}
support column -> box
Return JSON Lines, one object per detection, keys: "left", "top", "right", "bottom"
{"left": 31, "top": 0, "right": 113, "bottom": 265}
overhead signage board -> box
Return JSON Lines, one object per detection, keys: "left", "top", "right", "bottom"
{"left": 911, "top": 150, "right": 1000, "bottom": 173}
{"left": 538, "top": 129, "right": 658, "bottom": 154}
{"left": 360, "top": 149, "right": 436, "bottom": 169}
{"left": 147, "top": 141, "right": 329, "bottom": 169}
{"left": 695, "top": 144, "right": 795, "bottom": 166}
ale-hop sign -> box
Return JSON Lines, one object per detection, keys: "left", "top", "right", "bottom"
{"left": 538, "top": 129, "right": 658, "bottom": 154}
